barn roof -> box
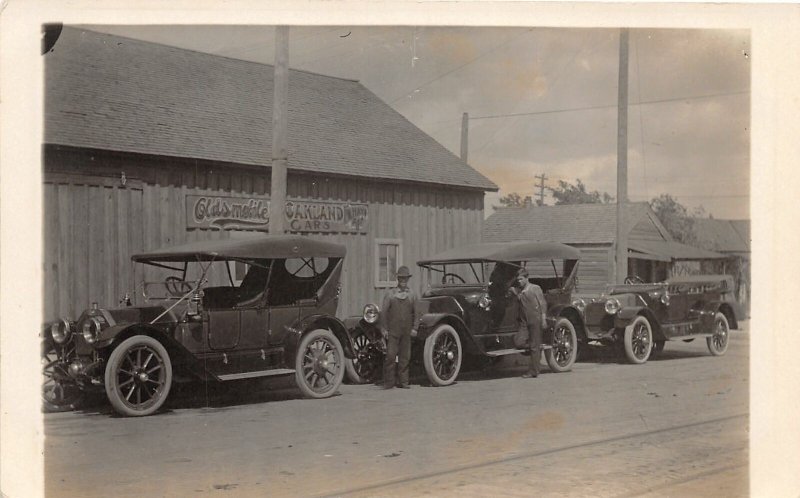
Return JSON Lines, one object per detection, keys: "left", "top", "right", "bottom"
{"left": 483, "top": 203, "right": 655, "bottom": 245}
{"left": 693, "top": 218, "right": 751, "bottom": 253}
{"left": 44, "top": 27, "right": 497, "bottom": 192}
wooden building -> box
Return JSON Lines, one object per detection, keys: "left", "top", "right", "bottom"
{"left": 483, "top": 203, "right": 726, "bottom": 295}
{"left": 43, "top": 27, "right": 497, "bottom": 321}
{"left": 693, "top": 217, "right": 751, "bottom": 312}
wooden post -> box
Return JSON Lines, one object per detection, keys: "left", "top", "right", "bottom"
{"left": 460, "top": 112, "right": 469, "bottom": 162}
{"left": 270, "top": 26, "right": 289, "bottom": 234}
{"left": 615, "top": 28, "right": 629, "bottom": 284}
{"left": 534, "top": 173, "right": 547, "bottom": 206}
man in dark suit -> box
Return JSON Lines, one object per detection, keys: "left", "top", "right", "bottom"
{"left": 380, "top": 266, "right": 419, "bottom": 389}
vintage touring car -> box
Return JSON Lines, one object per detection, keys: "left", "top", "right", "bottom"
{"left": 575, "top": 274, "right": 743, "bottom": 364}
{"left": 41, "top": 235, "right": 356, "bottom": 416}
{"left": 345, "top": 241, "right": 584, "bottom": 386}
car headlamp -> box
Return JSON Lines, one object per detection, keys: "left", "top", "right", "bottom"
{"left": 571, "top": 298, "right": 586, "bottom": 313}
{"left": 660, "top": 293, "right": 670, "bottom": 305}
{"left": 604, "top": 298, "right": 621, "bottom": 315}
{"left": 363, "top": 303, "right": 380, "bottom": 324}
{"left": 82, "top": 317, "right": 102, "bottom": 344}
{"left": 478, "top": 294, "right": 491, "bottom": 310}
{"left": 50, "top": 318, "right": 72, "bottom": 344}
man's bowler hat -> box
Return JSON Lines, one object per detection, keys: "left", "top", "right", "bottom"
{"left": 396, "top": 266, "right": 412, "bottom": 278}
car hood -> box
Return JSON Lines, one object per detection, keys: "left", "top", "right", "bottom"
{"left": 80, "top": 305, "right": 178, "bottom": 327}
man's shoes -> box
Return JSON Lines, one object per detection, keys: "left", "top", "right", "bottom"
{"left": 521, "top": 372, "right": 538, "bottom": 378}
{"left": 396, "top": 384, "right": 410, "bottom": 389}
{"left": 381, "top": 384, "right": 394, "bottom": 390}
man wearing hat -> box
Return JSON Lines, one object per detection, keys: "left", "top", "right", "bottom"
{"left": 380, "top": 265, "right": 419, "bottom": 389}
{"left": 512, "top": 267, "right": 547, "bottom": 378}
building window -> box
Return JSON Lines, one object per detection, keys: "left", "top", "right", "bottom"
{"left": 375, "top": 238, "right": 403, "bottom": 288}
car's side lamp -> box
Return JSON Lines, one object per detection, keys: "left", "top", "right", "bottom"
{"left": 188, "top": 291, "right": 203, "bottom": 318}
{"left": 478, "top": 294, "right": 491, "bottom": 310}
{"left": 660, "top": 293, "right": 670, "bottom": 306}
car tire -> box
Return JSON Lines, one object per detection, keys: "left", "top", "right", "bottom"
{"left": 423, "top": 324, "right": 462, "bottom": 386}
{"left": 105, "top": 335, "right": 173, "bottom": 417}
{"left": 42, "top": 340, "right": 84, "bottom": 413}
{"left": 345, "top": 330, "right": 383, "bottom": 384}
{"left": 706, "top": 312, "right": 730, "bottom": 356}
{"left": 544, "top": 318, "right": 578, "bottom": 372}
{"left": 649, "top": 340, "right": 665, "bottom": 360}
{"left": 295, "top": 329, "right": 345, "bottom": 398}
{"left": 622, "top": 315, "right": 653, "bottom": 365}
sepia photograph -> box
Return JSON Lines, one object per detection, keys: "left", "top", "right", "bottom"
{"left": 2, "top": 2, "right": 799, "bottom": 497}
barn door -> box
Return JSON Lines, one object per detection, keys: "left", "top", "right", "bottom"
{"left": 43, "top": 174, "right": 144, "bottom": 321}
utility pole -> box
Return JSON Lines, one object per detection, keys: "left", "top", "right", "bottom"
{"left": 270, "top": 26, "right": 289, "bottom": 234}
{"left": 615, "top": 28, "right": 630, "bottom": 284}
{"left": 534, "top": 173, "right": 547, "bottom": 206}
{"left": 460, "top": 112, "right": 469, "bottom": 162}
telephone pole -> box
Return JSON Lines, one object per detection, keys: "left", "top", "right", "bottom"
{"left": 460, "top": 112, "right": 469, "bottom": 162}
{"left": 534, "top": 173, "right": 547, "bottom": 206}
{"left": 615, "top": 28, "right": 630, "bottom": 284}
{"left": 270, "top": 26, "right": 289, "bottom": 234}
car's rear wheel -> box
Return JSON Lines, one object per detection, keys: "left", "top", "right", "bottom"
{"left": 105, "top": 335, "right": 173, "bottom": 417}
{"left": 345, "top": 330, "right": 383, "bottom": 384}
{"left": 42, "top": 340, "right": 84, "bottom": 413}
{"left": 544, "top": 318, "right": 578, "bottom": 372}
{"left": 707, "top": 312, "right": 730, "bottom": 356}
{"left": 295, "top": 329, "right": 345, "bottom": 398}
{"left": 623, "top": 316, "right": 653, "bottom": 364}
{"left": 423, "top": 324, "right": 462, "bottom": 386}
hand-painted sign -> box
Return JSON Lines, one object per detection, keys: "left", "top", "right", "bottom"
{"left": 187, "top": 195, "right": 368, "bottom": 234}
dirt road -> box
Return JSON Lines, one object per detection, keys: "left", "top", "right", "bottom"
{"left": 45, "top": 325, "right": 749, "bottom": 497}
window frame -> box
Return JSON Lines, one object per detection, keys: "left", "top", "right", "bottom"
{"left": 374, "top": 238, "right": 403, "bottom": 288}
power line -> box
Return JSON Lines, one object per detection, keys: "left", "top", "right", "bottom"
{"left": 390, "top": 28, "right": 533, "bottom": 105}
{"left": 469, "top": 90, "right": 749, "bottom": 121}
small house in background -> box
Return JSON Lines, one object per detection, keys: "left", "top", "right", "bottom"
{"left": 43, "top": 26, "right": 497, "bottom": 321}
{"left": 693, "top": 218, "right": 751, "bottom": 313}
{"left": 483, "top": 202, "right": 726, "bottom": 295}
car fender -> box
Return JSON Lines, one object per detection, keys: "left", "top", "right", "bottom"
{"left": 94, "top": 323, "right": 207, "bottom": 378}
{"left": 546, "top": 304, "right": 586, "bottom": 341}
{"left": 416, "top": 313, "right": 482, "bottom": 355}
{"left": 614, "top": 307, "right": 665, "bottom": 341}
{"left": 286, "top": 314, "right": 356, "bottom": 360}
{"left": 700, "top": 301, "right": 739, "bottom": 330}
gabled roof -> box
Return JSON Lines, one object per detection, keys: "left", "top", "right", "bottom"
{"left": 694, "top": 218, "right": 751, "bottom": 253}
{"left": 44, "top": 27, "right": 497, "bottom": 192}
{"left": 483, "top": 202, "right": 657, "bottom": 245}
{"left": 629, "top": 240, "right": 726, "bottom": 261}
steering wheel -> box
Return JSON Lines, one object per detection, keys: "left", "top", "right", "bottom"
{"left": 624, "top": 275, "right": 645, "bottom": 285}
{"left": 165, "top": 276, "right": 192, "bottom": 296}
{"left": 441, "top": 273, "right": 466, "bottom": 284}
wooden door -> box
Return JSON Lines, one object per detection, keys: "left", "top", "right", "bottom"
{"left": 43, "top": 174, "right": 144, "bottom": 322}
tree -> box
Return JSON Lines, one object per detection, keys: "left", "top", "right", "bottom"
{"left": 497, "top": 192, "right": 523, "bottom": 208}
{"left": 649, "top": 194, "right": 697, "bottom": 245}
{"left": 550, "top": 179, "right": 613, "bottom": 205}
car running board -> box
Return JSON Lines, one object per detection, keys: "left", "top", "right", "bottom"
{"left": 485, "top": 345, "right": 553, "bottom": 357}
{"left": 217, "top": 369, "right": 295, "bottom": 381}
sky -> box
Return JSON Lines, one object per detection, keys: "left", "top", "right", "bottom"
{"left": 87, "top": 25, "right": 751, "bottom": 220}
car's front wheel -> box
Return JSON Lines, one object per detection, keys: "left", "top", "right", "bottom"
{"left": 345, "top": 330, "right": 383, "bottom": 384}
{"left": 707, "top": 312, "right": 730, "bottom": 356}
{"left": 295, "top": 329, "right": 345, "bottom": 398}
{"left": 544, "top": 318, "right": 578, "bottom": 372}
{"left": 423, "top": 324, "right": 462, "bottom": 386}
{"left": 105, "top": 335, "right": 173, "bottom": 417}
{"left": 42, "top": 340, "right": 84, "bottom": 413}
{"left": 622, "top": 315, "right": 653, "bottom": 364}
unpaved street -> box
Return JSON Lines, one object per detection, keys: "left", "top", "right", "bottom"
{"left": 45, "top": 325, "right": 749, "bottom": 497}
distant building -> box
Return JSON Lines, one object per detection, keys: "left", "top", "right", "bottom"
{"left": 693, "top": 218, "right": 751, "bottom": 311}
{"left": 483, "top": 202, "right": 725, "bottom": 295}
{"left": 43, "top": 26, "right": 497, "bottom": 320}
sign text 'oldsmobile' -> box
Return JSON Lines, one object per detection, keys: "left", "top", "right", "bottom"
{"left": 187, "top": 195, "right": 368, "bottom": 233}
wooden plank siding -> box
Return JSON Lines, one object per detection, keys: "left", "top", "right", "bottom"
{"left": 43, "top": 149, "right": 486, "bottom": 321}
{"left": 574, "top": 245, "right": 612, "bottom": 296}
